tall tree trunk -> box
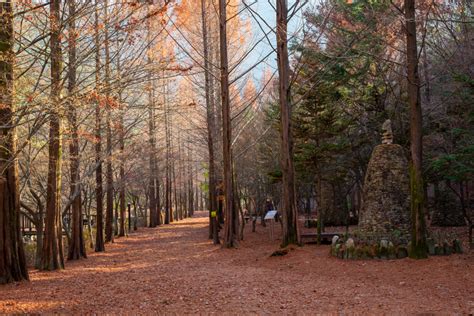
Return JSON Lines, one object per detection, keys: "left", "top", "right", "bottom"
{"left": 35, "top": 204, "right": 43, "bottom": 268}
{"left": 219, "top": 0, "right": 238, "bottom": 248}
{"left": 0, "top": 0, "right": 29, "bottom": 283}
{"left": 67, "top": 0, "right": 86, "bottom": 261}
{"left": 104, "top": 0, "right": 114, "bottom": 243}
{"left": 405, "top": 0, "right": 428, "bottom": 259}
{"left": 146, "top": 12, "right": 159, "bottom": 226}
{"left": 117, "top": 39, "right": 126, "bottom": 238}
{"left": 188, "top": 143, "right": 194, "bottom": 217}
{"left": 41, "top": 0, "right": 65, "bottom": 270}
{"left": 94, "top": 0, "right": 105, "bottom": 252}
{"left": 201, "top": 0, "right": 219, "bottom": 242}
{"left": 276, "top": 0, "right": 299, "bottom": 247}
{"left": 177, "top": 132, "right": 183, "bottom": 220}
{"left": 164, "top": 82, "right": 171, "bottom": 224}
{"left": 147, "top": 10, "right": 158, "bottom": 227}
{"left": 172, "top": 155, "right": 178, "bottom": 221}
{"left": 148, "top": 90, "right": 158, "bottom": 227}
{"left": 119, "top": 114, "right": 126, "bottom": 237}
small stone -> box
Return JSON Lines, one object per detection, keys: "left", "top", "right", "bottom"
{"left": 270, "top": 249, "right": 289, "bottom": 257}
{"left": 434, "top": 244, "right": 444, "bottom": 256}
{"left": 443, "top": 240, "right": 452, "bottom": 255}
{"left": 331, "top": 243, "right": 340, "bottom": 257}
{"left": 396, "top": 246, "right": 408, "bottom": 259}
{"left": 345, "top": 238, "right": 355, "bottom": 249}
{"left": 453, "top": 239, "right": 463, "bottom": 254}
{"left": 387, "top": 241, "right": 396, "bottom": 259}
{"left": 378, "top": 239, "right": 390, "bottom": 258}
{"left": 427, "top": 238, "right": 436, "bottom": 255}
{"left": 337, "top": 245, "right": 345, "bottom": 259}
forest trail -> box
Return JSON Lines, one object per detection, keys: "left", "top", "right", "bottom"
{"left": 1, "top": 211, "right": 473, "bottom": 314}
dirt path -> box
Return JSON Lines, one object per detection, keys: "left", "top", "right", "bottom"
{"left": 1, "top": 211, "right": 473, "bottom": 314}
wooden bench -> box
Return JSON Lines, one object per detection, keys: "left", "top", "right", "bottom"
{"left": 300, "top": 232, "right": 342, "bottom": 244}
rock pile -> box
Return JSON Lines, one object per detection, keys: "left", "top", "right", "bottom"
{"left": 358, "top": 143, "right": 411, "bottom": 243}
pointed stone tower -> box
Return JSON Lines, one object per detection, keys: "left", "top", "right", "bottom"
{"left": 358, "top": 120, "right": 411, "bottom": 243}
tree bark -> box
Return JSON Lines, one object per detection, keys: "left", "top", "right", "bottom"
{"left": 164, "top": 83, "right": 172, "bottom": 224}
{"left": 405, "top": 0, "right": 428, "bottom": 259}
{"left": 0, "top": 0, "right": 29, "bottom": 283}
{"left": 117, "top": 38, "right": 126, "bottom": 238}
{"left": 201, "top": 0, "right": 219, "bottom": 242}
{"left": 41, "top": 0, "right": 65, "bottom": 270}
{"left": 146, "top": 11, "right": 158, "bottom": 227}
{"left": 276, "top": 0, "right": 299, "bottom": 247}
{"left": 67, "top": 0, "right": 86, "bottom": 261}
{"left": 104, "top": 0, "right": 114, "bottom": 243}
{"left": 94, "top": 0, "right": 105, "bottom": 252}
{"left": 147, "top": 85, "right": 158, "bottom": 227}
{"left": 219, "top": 0, "right": 238, "bottom": 248}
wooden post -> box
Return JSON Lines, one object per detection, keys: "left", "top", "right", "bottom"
{"left": 269, "top": 219, "right": 275, "bottom": 241}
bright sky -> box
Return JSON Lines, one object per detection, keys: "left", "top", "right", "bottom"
{"left": 241, "top": 1, "right": 317, "bottom": 85}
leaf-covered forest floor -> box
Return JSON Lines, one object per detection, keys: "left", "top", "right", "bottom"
{"left": 1, "top": 211, "right": 473, "bottom": 314}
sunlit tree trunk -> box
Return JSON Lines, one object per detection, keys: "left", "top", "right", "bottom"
{"left": 276, "top": 0, "right": 299, "bottom": 247}
{"left": 219, "top": 0, "right": 238, "bottom": 248}
{"left": 405, "top": 0, "right": 427, "bottom": 259}
{"left": 41, "top": 0, "right": 65, "bottom": 270}
{"left": 201, "top": 0, "right": 219, "bottom": 242}
{"left": 0, "top": 0, "right": 29, "bottom": 283}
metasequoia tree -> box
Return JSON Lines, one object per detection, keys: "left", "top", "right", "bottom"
{"left": 94, "top": 0, "right": 105, "bottom": 252}
{"left": 116, "top": 29, "right": 126, "bottom": 238}
{"left": 104, "top": 0, "right": 114, "bottom": 243}
{"left": 175, "top": 0, "right": 267, "bottom": 243}
{"left": 0, "top": 0, "right": 29, "bottom": 284}
{"left": 147, "top": 5, "right": 159, "bottom": 228}
{"left": 219, "top": 0, "right": 239, "bottom": 248}
{"left": 200, "top": 0, "right": 219, "bottom": 244}
{"left": 164, "top": 81, "right": 172, "bottom": 224}
{"left": 41, "top": 0, "right": 65, "bottom": 270}
{"left": 404, "top": 0, "right": 428, "bottom": 258}
{"left": 276, "top": 0, "right": 299, "bottom": 246}
{"left": 67, "top": 0, "right": 86, "bottom": 260}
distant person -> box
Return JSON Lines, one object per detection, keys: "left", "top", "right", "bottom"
{"left": 265, "top": 199, "right": 274, "bottom": 213}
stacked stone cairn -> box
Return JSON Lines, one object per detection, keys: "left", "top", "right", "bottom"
{"left": 330, "top": 120, "right": 463, "bottom": 259}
